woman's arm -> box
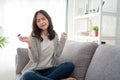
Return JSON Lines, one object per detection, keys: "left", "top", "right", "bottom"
{"left": 56, "top": 32, "right": 67, "bottom": 57}
{"left": 19, "top": 36, "right": 39, "bottom": 62}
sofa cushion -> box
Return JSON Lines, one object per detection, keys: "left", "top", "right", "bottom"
{"left": 85, "top": 44, "right": 120, "bottom": 80}
{"left": 16, "top": 48, "right": 30, "bottom": 74}
{"left": 57, "top": 40, "right": 98, "bottom": 80}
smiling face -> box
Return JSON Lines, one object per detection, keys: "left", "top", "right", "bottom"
{"left": 36, "top": 13, "right": 49, "bottom": 31}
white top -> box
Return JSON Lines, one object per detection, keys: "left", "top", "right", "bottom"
{"left": 35, "top": 34, "right": 54, "bottom": 69}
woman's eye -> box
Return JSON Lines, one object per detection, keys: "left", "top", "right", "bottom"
{"left": 37, "top": 20, "right": 40, "bottom": 22}
{"left": 42, "top": 16, "right": 47, "bottom": 20}
{"left": 41, "top": 18, "right": 45, "bottom": 20}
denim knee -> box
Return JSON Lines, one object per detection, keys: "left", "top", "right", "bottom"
{"left": 22, "top": 70, "right": 36, "bottom": 80}
{"left": 63, "top": 62, "right": 75, "bottom": 70}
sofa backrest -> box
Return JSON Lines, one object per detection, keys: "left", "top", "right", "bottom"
{"left": 57, "top": 40, "right": 98, "bottom": 80}
{"left": 16, "top": 40, "right": 98, "bottom": 80}
{"left": 85, "top": 44, "right": 120, "bottom": 80}
{"left": 16, "top": 48, "right": 29, "bottom": 74}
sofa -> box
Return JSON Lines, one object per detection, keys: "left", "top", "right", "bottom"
{"left": 15, "top": 40, "right": 120, "bottom": 80}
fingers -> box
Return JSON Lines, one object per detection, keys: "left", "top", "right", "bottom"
{"left": 18, "top": 36, "right": 23, "bottom": 41}
{"left": 18, "top": 36, "right": 29, "bottom": 42}
{"left": 19, "top": 37, "right": 25, "bottom": 42}
{"left": 62, "top": 32, "right": 67, "bottom": 35}
{"left": 61, "top": 32, "right": 67, "bottom": 39}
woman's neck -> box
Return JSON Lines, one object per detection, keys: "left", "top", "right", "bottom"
{"left": 42, "top": 30, "right": 48, "bottom": 36}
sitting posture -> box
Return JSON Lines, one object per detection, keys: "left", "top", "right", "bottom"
{"left": 18, "top": 10, "right": 76, "bottom": 80}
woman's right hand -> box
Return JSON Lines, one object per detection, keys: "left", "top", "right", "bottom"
{"left": 19, "top": 36, "right": 32, "bottom": 48}
{"left": 19, "top": 36, "right": 30, "bottom": 43}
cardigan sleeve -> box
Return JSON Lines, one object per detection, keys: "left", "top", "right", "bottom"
{"left": 28, "top": 37, "right": 39, "bottom": 62}
{"left": 55, "top": 34, "right": 67, "bottom": 57}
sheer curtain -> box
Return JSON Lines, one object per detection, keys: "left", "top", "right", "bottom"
{"left": 0, "top": 0, "right": 67, "bottom": 80}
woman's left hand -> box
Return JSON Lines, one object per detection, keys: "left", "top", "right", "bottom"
{"left": 61, "top": 32, "right": 67, "bottom": 39}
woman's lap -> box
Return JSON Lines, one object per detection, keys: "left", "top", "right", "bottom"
{"left": 21, "top": 62, "right": 74, "bottom": 80}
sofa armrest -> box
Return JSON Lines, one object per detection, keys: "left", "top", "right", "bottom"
{"left": 85, "top": 44, "right": 120, "bottom": 80}
{"left": 16, "top": 48, "right": 30, "bottom": 74}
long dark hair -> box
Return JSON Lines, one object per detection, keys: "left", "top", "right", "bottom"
{"left": 31, "top": 10, "right": 56, "bottom": 41}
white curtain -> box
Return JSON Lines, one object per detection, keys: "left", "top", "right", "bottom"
{"left": 0, "top": 0, "right": 67, "bottom": 80}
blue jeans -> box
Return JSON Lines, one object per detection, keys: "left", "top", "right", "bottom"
{"left": 22, "top": 62, "right": 75, "bottom": 80}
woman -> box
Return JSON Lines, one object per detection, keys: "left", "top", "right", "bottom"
{"left": 19, "top": 10, "right": 76, "bottom": 80}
